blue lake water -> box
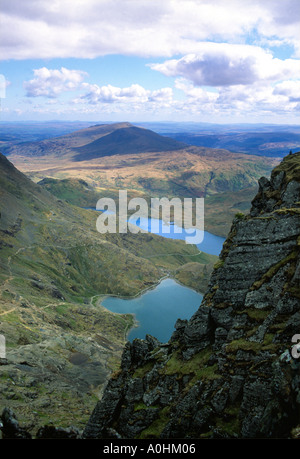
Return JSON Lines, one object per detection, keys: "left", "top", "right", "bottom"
{"left": 130, "top": 216, "right": 225, "bottom": 256}
{"left": 89, "top": 209, "right": 225, "bottom": 342}
{"left": 102, "top": 278, "right": 203, "bottom": 343}
{"left": 89, "top": 208, "right": 225, "bottom": 256}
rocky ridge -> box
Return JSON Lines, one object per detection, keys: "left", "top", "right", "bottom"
{"left": 83, "top": 152, "right": 300, "bottom": 439}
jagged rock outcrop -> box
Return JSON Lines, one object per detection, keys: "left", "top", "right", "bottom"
{"left": 0, "top": 408, "right": 32, "bottom": 439}
{"left": 0, "top": 407, "right": 81, "bottom": 439}
{"left": 83, "top": 152, "right": 300, "bottom": 439}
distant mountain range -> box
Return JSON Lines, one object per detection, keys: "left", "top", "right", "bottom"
{"left": 3, "top": 120, "right": 299, "bottom": 159}
{"left": 2, "top": 122, "right": 279, "bottom": 236}
{"left": 137, "top": 121, "right": 300, "bottom": 158}
{"left": 160, "top": 131, "right": 300, "bottom": 158}
{"left": 3, "top": 122, "right": 187, "bottom": 160}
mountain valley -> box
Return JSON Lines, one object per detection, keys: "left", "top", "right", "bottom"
{"left": 1, "top": 121, "right": 297, "bottom": 438}
{"left": 0, "top": 151, "right": 215, "bottom": 433}
{"left": 4, "top": 122, "right": 278, "bottom": 237}
{"left": 83, "top": 151, "right": 300, "bottom": 440}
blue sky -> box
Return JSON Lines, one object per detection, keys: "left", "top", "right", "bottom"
{"left": 1, "top": 0, "right": 300, "bottom": 124}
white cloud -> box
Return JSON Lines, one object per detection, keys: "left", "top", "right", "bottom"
{"left": 24, "top": 67, "right": 88, "bottom": 98}
{"left": 172, "top": 76, "right": 300, "bottom": 118}
{"left": 20, "top": 65, "right": 300, "bottom": 120}
{"left": 254, "top": 0, "right": 300, "bottom": 57}
{"left": 22, "top": 66, "right": 173, "bottom": 112}
{"left": 148, "top": 88, "right": 173, "bottom": 102}
{"left": 80, "top": 83, "right": 148, "bottom": 104}
{"left": 273, "top": 81, "right": 300, "bottom": 102}
{"left": 1, "top": 0, "right": 300, "bottom": 59}
{"left": 80, "top": 82, "right": 173, "bottom": 107}
{"left": 3, "top": 0, "right": 298, "bottom": 123}
{"left": 150, "top": 44, "right": 300, "bottom": 87}
{"left": 175, "top": 78, "right": 218, "bottom": 103}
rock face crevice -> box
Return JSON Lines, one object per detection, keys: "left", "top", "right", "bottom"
{"left": 83, "top": 153, "right": 300, "bottom": 439}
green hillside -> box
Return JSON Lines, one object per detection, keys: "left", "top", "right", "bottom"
{"left": 0, "top": 152, "right": 216, "bottom": 434}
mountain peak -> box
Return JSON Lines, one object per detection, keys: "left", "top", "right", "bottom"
{"left": 72, "top": 124, "right": 187, "bottom": 161}
{"left": 251, "top": 151, "right": 300, "bottom": 216}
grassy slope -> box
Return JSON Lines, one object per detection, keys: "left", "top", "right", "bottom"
{"left": 10, "top": 150, "right": 277, "bottom": 238}
{"left": 203, "top": 186, "right": 259, "bottom": 236}
{"left": 0, "top": 152, "right": 216, "bottom": 433}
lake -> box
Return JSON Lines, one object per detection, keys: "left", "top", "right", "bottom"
{"left": 130, "top": 216, "right": 225, "bottom": 256}
{"left": 92, "top": 209, "right": 225, "bottom": 342}
{"left": 90, "top": 208, "right": 225, "bottom": 256}
{"left": 102, "top": 278, "right": 203, "bottom": 343}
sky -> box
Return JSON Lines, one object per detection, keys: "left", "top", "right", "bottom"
{"left": 0, "top": 0, "right": 300, "bottom": 124}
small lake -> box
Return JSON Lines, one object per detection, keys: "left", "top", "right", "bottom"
{"left": 102, "top": 278, "right": 203, "bottom": 343}
{"left": 89, "top": 209, "right": 225, "bottom": 342}
{"left": 130, "top": 216, "right": 225, "bottom": 256}
{"left": 88, "top": 208, "right": 225, "bottom": 256}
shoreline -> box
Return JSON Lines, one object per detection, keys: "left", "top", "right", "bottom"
{"left": 84, "top": 207, "right": 227, "bottom": 241}
{"left": 93, "top": 275, "right": 205, "bottom": 342}
{"left": 93, "top": 274, "right": 169, "bottom": 342}
{"left": 94, "top": 273, "right": 169, "bottom": 304}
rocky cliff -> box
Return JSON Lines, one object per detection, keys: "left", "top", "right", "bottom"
{"left": 83, "top": 152, "right": 300, "bottom": 439}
